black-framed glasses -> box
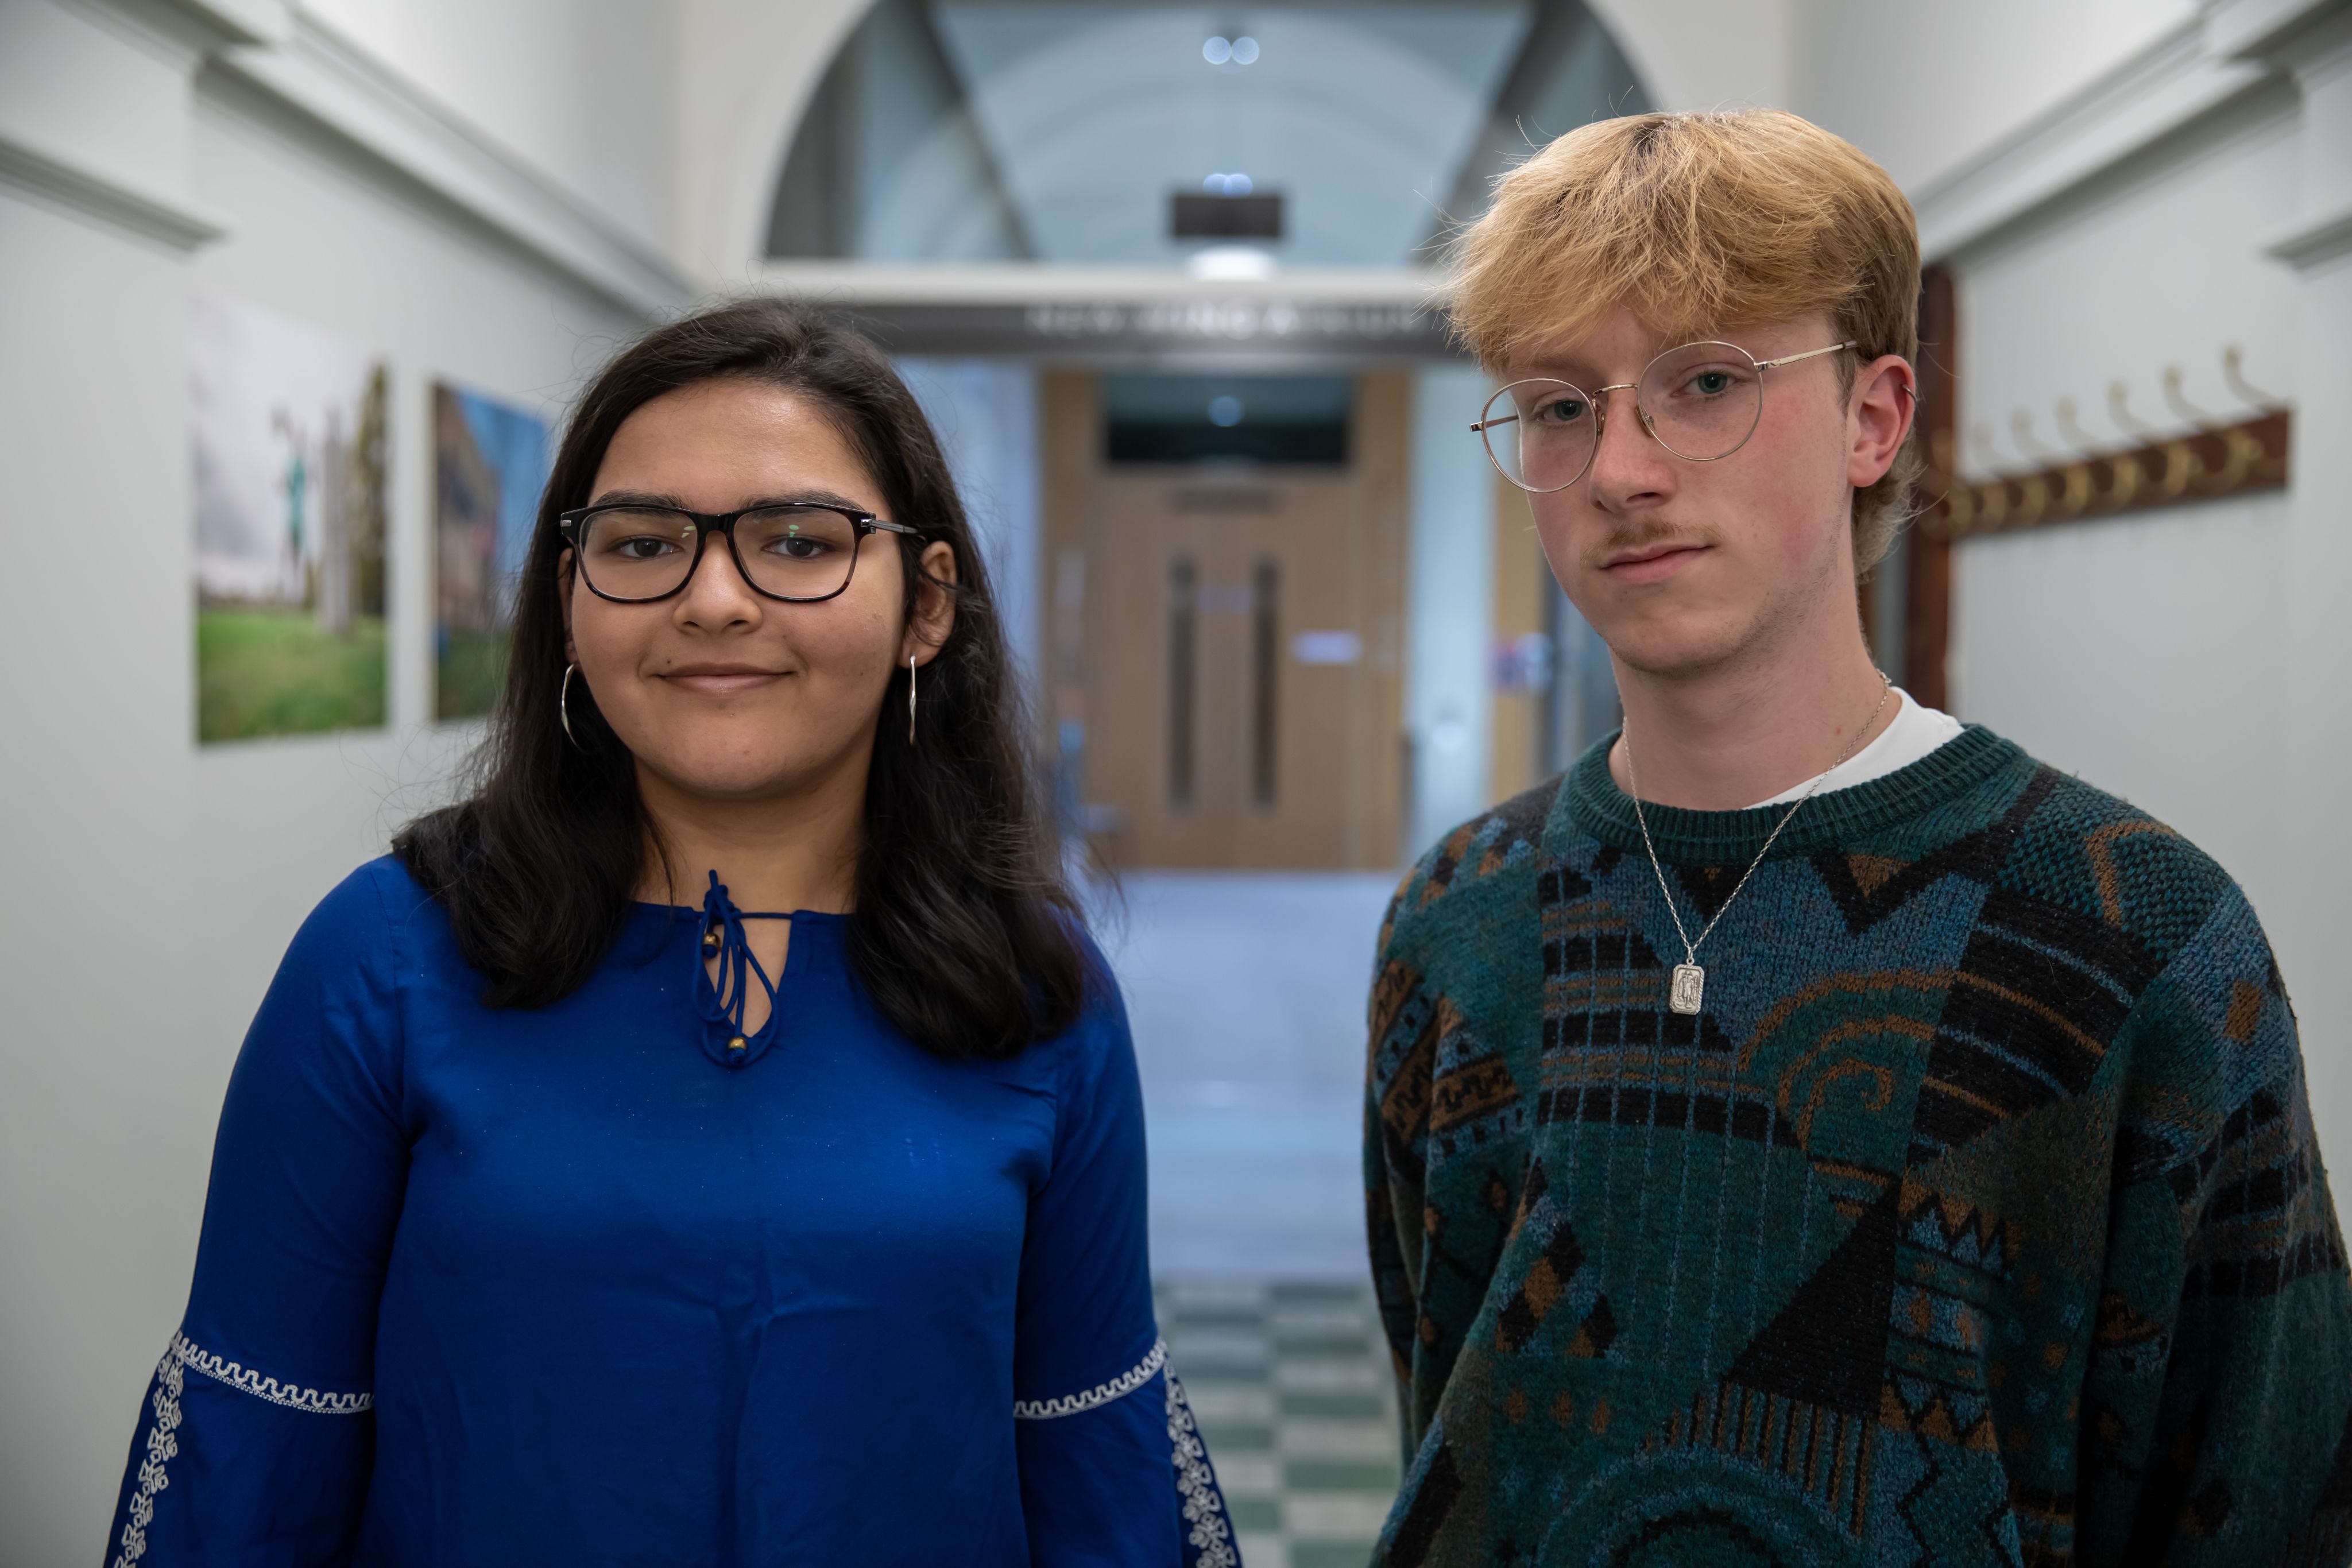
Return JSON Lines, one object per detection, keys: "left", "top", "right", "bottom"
{"left": 558, "top": 502, "right": 922, "bottom": 605}
{"left": 1471, "top": 339, "right": 1857, "bottom": 493}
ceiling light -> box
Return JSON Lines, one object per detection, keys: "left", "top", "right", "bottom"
{"left": 1187, "top": 245, "right": 1278, "bottom": 281}
{"left": 1231, "top": 36, "right": 1260, "bottom": 64}
{"left": 1202, "top": 36, "right": 1232, "bottom": 64}
{"left": 1201, "top": 172, "right": 1255, "bottom": 196}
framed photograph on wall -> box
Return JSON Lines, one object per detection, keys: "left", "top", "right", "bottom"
{"left": 433, "top": 381, "right": 551, "bottom": 721}
{"left": 191, "top": 294, "right": 390, "bottom": 744}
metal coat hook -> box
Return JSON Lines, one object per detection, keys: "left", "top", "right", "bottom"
{"left": 1924, "top": 348, "right": 2292, "bottom": 542}
{"left": 2009, "top": 409, "right": 2059, "bottom": 465}
{"left": 2053, "top": 397, "right": 2100, "bottom": 451}
{"left": 2160, "top": 365, "right": 2214, "bottom": 427}
{"left": 2222, "top": 344, "right": 2286, "bottom": 412}
{"left": 2107, "top": 380, "right": 2161, "bottom": 442}
{"left": 1968, "top": 423, "right": 2004, "bottom": 472}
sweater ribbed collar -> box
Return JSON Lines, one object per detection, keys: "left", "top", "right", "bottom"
{"left": 1558, "top": 723, "right": 2025, "bottom": 865}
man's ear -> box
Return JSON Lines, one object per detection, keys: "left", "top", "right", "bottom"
{"left": 1847, "top": 354, "right": 1917, "bottom": 489}
{"left": 902, "top": 540, "right": 958, "bottom": 667}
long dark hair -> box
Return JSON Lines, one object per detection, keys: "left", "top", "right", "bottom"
{"left": 394, "top": 300, "right": 1086, "bottom": 1060}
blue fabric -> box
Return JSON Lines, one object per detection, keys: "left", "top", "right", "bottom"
{"left": 106, "top": 857, "right": 1238, "bottom": 1567}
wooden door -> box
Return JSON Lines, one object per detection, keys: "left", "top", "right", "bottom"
{"left": 1046, "top": 370, "right": 1406, "bottom": 870}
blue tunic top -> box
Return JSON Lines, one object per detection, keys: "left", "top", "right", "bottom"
{"left": 107, "top": 858, "right": 1236, "bottom": 1566}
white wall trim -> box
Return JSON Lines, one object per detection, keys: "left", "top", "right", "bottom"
{"left": 0, "top": 126, "right": 227, "bottom": 250}
{"left": 2206, "top": 0, "right": 2352, "bottom": 60}
{"left": 75, "top": 0, "right": 285, "bottom": 59}
{"left": 206, "top": 7, "right": 692, "bottom": 318}
{"left": 1912, "top": 14, "right": 2273, "bottom": 262}
{"left": 2266, "top": 199, "right": 2352, "bottom": 269}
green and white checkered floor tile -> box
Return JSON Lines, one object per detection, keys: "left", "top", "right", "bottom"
{"left": 1156, "top": 1277, "right": 1400, "bottom": 1568}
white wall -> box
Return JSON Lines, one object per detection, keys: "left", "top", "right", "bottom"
{"left": 0, "top": 1, "right": 652, "bottom": 1556}
{"left": 1405, "top": 363, "right": 1495, "bottom": 855}
{"left": 1951, "top": 492, "right": 2292, "bottom": 900}
{"left": 1792, "top": 0, "right": 2198, "bottom": 192}
{"left": 1942, "top": 72, "right": 2303, "bottom": 924}
{"left": 1946, "top": 89, "right": 2299, "bottom": 478}
{"left": 1583, "top": 0, "right": 1794, "bottom": 114}
{"left": 895, "top": 357, "right": 1042, "bottom": 686}
{"left": 301, "top": 0, "right": 679, "bottom": 248}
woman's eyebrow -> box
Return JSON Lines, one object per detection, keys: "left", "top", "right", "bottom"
{"left": 586, "top": 487, "right": 876, "bottom": 513}
{"left": 588, "top": 487, "right": 687, "bottom": 508}
{"left": 768, "top": 487, "right": 873, "bottom": 513}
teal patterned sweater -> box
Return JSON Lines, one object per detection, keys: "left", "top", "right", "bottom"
{"left": 1364, "top": 726, "right": 2352, "bottom": 1566}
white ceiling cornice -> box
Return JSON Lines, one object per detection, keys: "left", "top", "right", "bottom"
{"left": 204, "top": 6, "right": 694, "bottom": 318}
{"left": 0, "top": 126, "right": 229, "bottom": 251}
{"left": 1909, "top": 13, "right": 2273, "bottom": 264}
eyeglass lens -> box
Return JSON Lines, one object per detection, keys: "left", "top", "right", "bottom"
{"left": 577, "top": 506, "right": 864, "bottom": 601}
{"left": 1480, "top": 342, "right": 1768, "bottom": 492}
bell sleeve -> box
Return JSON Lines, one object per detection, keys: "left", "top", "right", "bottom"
{"left": 1012, "top": 951, "right": 1239, "bottom": 1567}
{"left": 104, "top": 862, "right": 413, "bottom": 1567}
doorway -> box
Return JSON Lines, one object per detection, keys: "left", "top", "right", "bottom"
{"left": 1044, "top": 368, "right": 1408, "bottom": 869}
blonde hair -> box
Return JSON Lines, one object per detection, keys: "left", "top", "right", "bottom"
{"left": 1448, "top": 109, "right": 1921, "bottom": 574}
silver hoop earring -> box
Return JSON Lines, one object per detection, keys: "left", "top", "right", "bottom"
{"left": 561, "top": 663, "right": 586, "bottom": 752}
{"left": 907, "top": 653, "right": 918, "bottom": 745}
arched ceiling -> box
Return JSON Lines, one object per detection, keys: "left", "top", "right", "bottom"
{"left": 766, "top": 0, "right": 1648, "bottom": 269}
{"left": 931, "top": 2, "right": 1528, "bottom": 265}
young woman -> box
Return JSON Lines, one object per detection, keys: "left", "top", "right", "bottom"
{"left": 107, "top": 301, "right": 1236, "bottom": 1566}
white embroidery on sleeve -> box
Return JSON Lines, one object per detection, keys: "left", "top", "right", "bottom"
{"left": 109, "top": 1333, "right": 373, "bottom": 1567}
{"left": 1012, "top": 1336, "right": 1169, "bottom": 1419}
{"left": 168, "top": 1331, "right": 374, "bottom": 1414}
{"left": 1166, "top": 1368, "right": 1239, "bottom": 1567}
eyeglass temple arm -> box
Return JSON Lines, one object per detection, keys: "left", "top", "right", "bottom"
{"left": 1469, "top": 413, "right": 1521, "bottom": 433}
{"left": 869, "top": 519, "right": 923, "bottom": 537}
{"left": 1755, "top": 340, "right": 1922, "bottom": 403}
{"left": 1753, "top": 340, "right": 1858, "bottom": 370}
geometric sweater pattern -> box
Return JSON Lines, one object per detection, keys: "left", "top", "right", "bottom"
{"left": 1364, "top": 726, "right": 2352, "bottom": 1566}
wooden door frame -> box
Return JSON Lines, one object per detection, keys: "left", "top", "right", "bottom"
{"left": 1904, "top": 265, "right": 1957, "bottom": 711}
{"left": 1038, "top": 364, "right": 1407, "bottom": 870}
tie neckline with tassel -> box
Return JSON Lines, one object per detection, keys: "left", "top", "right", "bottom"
{"left": 693, "top": 870, "right": 792, "bottom": 1068}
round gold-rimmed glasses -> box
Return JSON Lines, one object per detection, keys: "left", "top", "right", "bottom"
{"left": 1471, "top": 339, "right": 1856, "bottom": 493}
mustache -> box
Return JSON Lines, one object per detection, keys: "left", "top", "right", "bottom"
{"left": 1580, "top": 521, "right": 1719, "bottom": 571}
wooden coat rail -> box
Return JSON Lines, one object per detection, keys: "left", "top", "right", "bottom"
{"left": 1919, "top": 409, "right": 2291, "bottom": 541}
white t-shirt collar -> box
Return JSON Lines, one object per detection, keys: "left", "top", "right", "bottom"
{"left": 1743, "top": 689, "right": 1965, "bottom": 810}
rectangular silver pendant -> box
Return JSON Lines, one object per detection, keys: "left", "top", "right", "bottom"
{"left": 1669, "top": 963, "right": 1705, "bottom": 1016}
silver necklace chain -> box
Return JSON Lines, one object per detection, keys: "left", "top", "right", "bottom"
{"left": 1625, "top": 672, "right": 1893, "bottom": 996}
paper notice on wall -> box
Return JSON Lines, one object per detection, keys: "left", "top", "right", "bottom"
{"left": 1291, "top": 630, "right": 1363, "bottom": 665}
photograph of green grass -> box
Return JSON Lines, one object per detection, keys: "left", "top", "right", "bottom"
{"left": 196, "top": 610, "right": 386, "bottom": 742}
{"left": 192, "top": 295, "right": 389, "bottom": 744}
{"left": 435, "top": 382, "right": 550, "bottom": 721}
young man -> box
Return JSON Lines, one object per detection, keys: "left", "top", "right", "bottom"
{"left": 1365, "top": 109, "right": 2352, "bottom": 1565}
